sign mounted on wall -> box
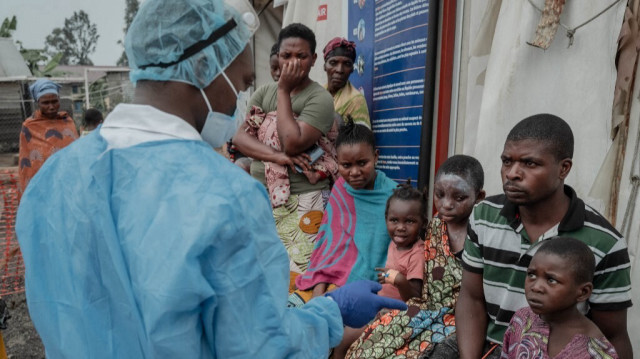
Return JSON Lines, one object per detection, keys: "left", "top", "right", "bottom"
{"left": 348, "top": 0, "right": 438, "bottom": 187}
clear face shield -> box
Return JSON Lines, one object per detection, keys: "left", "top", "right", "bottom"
{"left": 198, "top": 0, "right": 260, "bottom": 148}
{"left": 135, "top": 0, "right": 261, "bottom": 148}
{"left": 223, "top": 0, "right": 259, "bottom": 122}
{"left": 225, "top": 0, "right": 260, "bottom": 35}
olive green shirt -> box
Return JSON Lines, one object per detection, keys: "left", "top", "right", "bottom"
{"left": 249, "top": 81, "right": 335, "bottom": 194}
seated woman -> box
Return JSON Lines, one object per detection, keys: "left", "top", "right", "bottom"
{"left": 322, "top": 37, "right": 370, "bottom": 128}
{"left": 289, "top": 118, "right": 396, "bottom": 306}
{"left": 233, "top": 23, "right": 336, "bottom": 277}
{"left": 345, "top": 155, "right": 486, "bottom": 359}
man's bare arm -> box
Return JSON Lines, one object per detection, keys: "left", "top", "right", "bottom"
{"left": 456, "top": 269, "right": 487, "bottom": 359}
{"left": 591, "top": 308, "right": 633, "bottom": 359}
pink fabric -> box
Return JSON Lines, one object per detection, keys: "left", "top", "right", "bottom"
{"left": 378, "top": 239, "right": 425, "bottom": 301}
{"left": 501, "top": 307, "right": 618, "bottom": 359}
{"left": 244, "top": 106, "right": 338, "bottom": 207}
{"left": 294, "top": 171, "right": 397, "bottom": 290}
{"left": 295, "top": 177, "right": 359, "bottom": 288}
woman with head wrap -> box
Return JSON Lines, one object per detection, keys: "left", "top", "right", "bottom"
{"left": 18, "top": 79, "right": 78, "bottom": 198}
{"left": 233, "top": 23, "right": 339, "bottom": 281}
{"left": 323, "top": 37, "right": 371, "bottom": 128}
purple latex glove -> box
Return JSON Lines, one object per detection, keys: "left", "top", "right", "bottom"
{"left": 326, "top": 280, "right": 408, "bottom": 328}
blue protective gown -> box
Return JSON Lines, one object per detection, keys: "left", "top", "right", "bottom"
{"left": 16, "top": 128, "right": 343, "bottom": 358}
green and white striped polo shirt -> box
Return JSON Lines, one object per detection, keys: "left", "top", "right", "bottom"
{"left": 461, "top": 185, "right": 632, "bottom": 344}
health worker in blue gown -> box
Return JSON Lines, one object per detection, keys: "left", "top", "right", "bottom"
{"left": 15, "top": 0, "right": 406, "bottom": 358}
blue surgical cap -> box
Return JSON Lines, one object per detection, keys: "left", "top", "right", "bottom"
{"left": 29, "top": 79, "right": 61, "bottom": 101}
{"left": 125, "top": 0, "right": 254, "bottom": 89}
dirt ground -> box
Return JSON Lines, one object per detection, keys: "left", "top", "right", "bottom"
{"left": 0, "top": 153, "right": 46, "bottom": 358}
{"left": 2, "top": 293, "right": 44, "bottom": 359}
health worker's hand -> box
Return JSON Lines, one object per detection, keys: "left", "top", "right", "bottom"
{"left": 326, "top": 280, "right": 407, "bottom": 328}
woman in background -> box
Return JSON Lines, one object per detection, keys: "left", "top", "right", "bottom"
{"left": 323, "top": 37, "right": 370, "bottom": 128}
{"left": 19, "top": 79, "right": 78, "bottom": 198}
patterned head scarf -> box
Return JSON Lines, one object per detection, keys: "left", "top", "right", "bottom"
{"left": 323, "top": 37, "right": 356, "bottom": 61}
{"left": 29, "top": 79, "right": 61, "bottom": 101}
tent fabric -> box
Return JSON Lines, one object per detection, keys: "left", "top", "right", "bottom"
{"left": 604, "top": 4, "right": 640, "bottom": 222}
{"left": 617, "top": 75, "right": 640, "bottom": 355}
{"left": 253, "top": 0, "right": 284, "bottom": 89}
{"left": 461, "top": 0, "right": 625, "bottom": 204}
{"left": 282, "top": 0, "right": 346, "bottom": 84}
{"left": 613, "top": 4, "right": 640, "bottom": 351}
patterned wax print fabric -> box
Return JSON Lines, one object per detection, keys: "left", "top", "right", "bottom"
{"left": 330, "top": 81, "right": 371, "bottom": 128}
{"left": 244, "top": 105, "right": 338, "bottom": 208}
{"left": 346, "top": 217, "right": 462, "bottom": 359}
{"left": 18, "top": 110, "right": 78, "bottom": 197}
{"left": 501, "top": 307, "right": 618, "bottom": 359}
{"left": 275, "top": 189, "right": 330, "bottom": 274}
{"left": 294, "top": 171, "right": 397, "bottom": 290}
{"left": 377, "top": 239, "right": 425, "bottom": 301}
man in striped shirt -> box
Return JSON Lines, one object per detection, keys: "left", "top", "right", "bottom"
{"left": 455, "top": 114, "right": 632, "bottom": 359}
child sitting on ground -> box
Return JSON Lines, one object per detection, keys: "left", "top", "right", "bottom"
{"left": 501, "top": 237, "right": 618, "bottom": 359}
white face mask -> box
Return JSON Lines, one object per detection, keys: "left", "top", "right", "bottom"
{"left": 199, "top": 71, "right": 249, "bottom": 148}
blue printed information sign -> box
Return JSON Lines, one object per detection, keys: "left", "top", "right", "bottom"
{"left": 348, "top": 0, "right": 430, "bottom": 184}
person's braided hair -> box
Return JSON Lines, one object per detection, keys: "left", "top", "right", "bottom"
{"left": 336, "top": 115, "right": 376, "bottom": 151}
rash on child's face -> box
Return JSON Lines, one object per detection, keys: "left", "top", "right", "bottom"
{"left": 433, "top": 173, "right": 477, "bottom": 225}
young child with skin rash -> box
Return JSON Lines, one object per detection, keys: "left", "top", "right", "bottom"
{"left": 432, "top": 156, "right": 485, "bottom": 256}
{"left": 501, "top": 237, "right": 619, "bottom": 359}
